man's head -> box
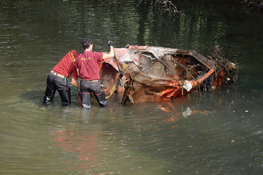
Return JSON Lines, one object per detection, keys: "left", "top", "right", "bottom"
{"left": 82, "top": 38, "right": 93, "bottom": 50}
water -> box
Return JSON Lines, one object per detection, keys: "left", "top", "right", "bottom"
{"left": 1, "top": 0, "right": 263, "bottom": 174}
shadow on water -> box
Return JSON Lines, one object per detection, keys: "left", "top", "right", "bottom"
{"left": 20, "top": 90, "right": 44, "bottom": 105}
{"left": 19, "top": 87, "right": 81, "bottom": 108}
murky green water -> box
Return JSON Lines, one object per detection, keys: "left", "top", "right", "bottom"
{"left": 1, "top": 0, "right": 263, "bottom": 174}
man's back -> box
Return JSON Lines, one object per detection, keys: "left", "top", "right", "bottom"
{"left": 76, "top": 51, "right": 103, "bottom": 81}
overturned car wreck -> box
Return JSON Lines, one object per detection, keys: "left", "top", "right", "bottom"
{"left": 100, "top": 45, "right": 238, "bottom": 105}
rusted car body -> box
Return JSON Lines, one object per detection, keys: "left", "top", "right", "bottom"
{"left": 100, "top": 45, "right": 237, "bottom": 104}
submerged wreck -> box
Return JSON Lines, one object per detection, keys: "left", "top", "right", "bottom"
{"left": 100, "top": 45, "right": 238, "bottom": 105}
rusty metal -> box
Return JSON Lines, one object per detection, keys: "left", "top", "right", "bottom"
{"left": 100, "top": 45, "right": 238, "bottom": 104}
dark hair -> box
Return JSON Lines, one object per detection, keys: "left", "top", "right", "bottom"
{"left": 82, "top": 38, "right": 93, "bottom": 49}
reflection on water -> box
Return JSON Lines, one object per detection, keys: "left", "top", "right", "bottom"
{"left": 1, "top": 84, "right": 263, "bottom": 174}
{"left": 1, "top": 0, "right": 263, "bottom": 174}
{"left": 44, "top": 86, "right": 263, "bottom": 174}
{"left": 52, "top": 124, "right": 102, "bottom": 170}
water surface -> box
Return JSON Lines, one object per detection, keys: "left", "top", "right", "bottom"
{"left": 1, "top": 0, "right": 263, "bottom": 174}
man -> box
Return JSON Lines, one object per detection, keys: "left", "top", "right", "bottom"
{"left": 76, "top": 38, "right": 115, "bottom": 109}
{"left": 43, "top": 50, "right": 79, "bottom": 106}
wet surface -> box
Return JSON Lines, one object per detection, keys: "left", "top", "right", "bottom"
{"left": 1, "top": 0, "right": 263, "bottom": 174}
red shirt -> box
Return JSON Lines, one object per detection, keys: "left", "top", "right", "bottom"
{"left": 76, "top": 51, "right": 103, "bottom": 80}
{"left": 52, "top": 50, "right": 79, "bottom": 79}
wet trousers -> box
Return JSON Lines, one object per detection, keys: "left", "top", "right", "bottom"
{"left": 80, "top": 80, "right": 107, "bottom": 109}
{"left": 43, "top": 72, "right": 71, "bottom": 106}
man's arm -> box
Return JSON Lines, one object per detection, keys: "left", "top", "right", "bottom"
{"left": 102, "top": 41, "right": 115, "bottom": 60}
{"left": 76, "top": 68, "right": 80, "bottom": 77}
{"left": 71, "top": 77, "right": 79, "bottom": 88}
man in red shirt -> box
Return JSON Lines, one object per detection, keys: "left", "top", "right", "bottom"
{"left": 76, "top": 38, "right": 115, "bottom": 109}
{"left": 43, "top": 50, "right": 79, "bottom": 106}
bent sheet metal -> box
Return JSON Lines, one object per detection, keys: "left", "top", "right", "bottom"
{"left": 100, "top": 45, "right": 237, "bottom": 104}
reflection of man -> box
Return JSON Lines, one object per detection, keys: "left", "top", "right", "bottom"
{"left": 43, "top": 50, "right": 79, "bottom": 106}
{"left": 52, "top": 122, "right": 101, "bottom": 169}
{"left": 76, "top": 38, "right": 114, "bottom": 109}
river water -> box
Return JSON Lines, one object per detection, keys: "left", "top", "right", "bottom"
{"left": 1, "top": 0, "right": 263, "bottom": 174}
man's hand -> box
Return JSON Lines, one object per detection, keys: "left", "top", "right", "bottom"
{"left": 103, "top": 41, "right": 115, "bottom": 60}
{"left": 71, "top": 78, "right": 79, "bottom": 88}
{"left": 108, "top": 41, "right": 114, "bottom": 47}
